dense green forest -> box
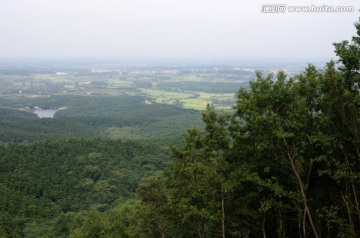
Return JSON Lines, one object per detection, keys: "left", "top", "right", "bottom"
{"left": 0, "top": 139, "right": 169, "bottom": 237}
{"left": 0, "top": 95, "right": 203, "bottom": 143}
{"left": 1, "top": 18, "right": 360, "bottom": 238}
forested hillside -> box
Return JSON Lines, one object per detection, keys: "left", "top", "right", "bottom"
{"left": 1, "top": 16, "right": 360, "bottom": 238}
{"left": 0, "top": 139, "right": 169, "bottom": 237}
{"left": 0, "top": 95, "right": 203, "bottom": 143}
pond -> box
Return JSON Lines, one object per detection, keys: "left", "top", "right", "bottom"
{"left": 32, "top": 109, "right": 58, "bottom": 118}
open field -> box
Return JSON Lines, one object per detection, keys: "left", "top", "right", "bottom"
{"left": 0, "top": 64, "right": 255, "bottom": 110}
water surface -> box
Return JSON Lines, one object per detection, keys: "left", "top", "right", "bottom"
{"left": 32, "top": 109, "right": 58, "bottom": 118}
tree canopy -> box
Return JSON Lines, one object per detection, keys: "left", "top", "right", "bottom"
{"left": 163, "top": 19, "right": 360, "bottom": 237}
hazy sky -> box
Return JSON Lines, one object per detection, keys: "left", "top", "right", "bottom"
{"left": 0, "top": 0, "right": 359, "bottom": 62}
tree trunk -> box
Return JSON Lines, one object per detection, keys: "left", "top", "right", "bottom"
{"left": 262, "top": 216, "right": 267, "bottom": 238}
{"left": 276, "top": 211, "right": 285, "bottom": 238}
{"left": 194, "top": 219, "right": 204, "bottom": 238}
{"left": 283, "top": 138, "right": 319, "bottom": 238}
{"left": 341, "top": 191, "right": 356, "bottom": 238}
{"left": 352, "top": 183, "right": 360, "bottom": 222}
{"left": 302, "top": 208, "right": 307, "bottom": 238}
{"left": 345, "top": 155, "right": 360, "bottom": 223}
{"left": 221, "top": 187, "right": 226, "bottom": 238}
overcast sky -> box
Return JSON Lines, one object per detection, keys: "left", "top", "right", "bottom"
{"left": 0, "top": 0, "right": 359, "bottom": 63}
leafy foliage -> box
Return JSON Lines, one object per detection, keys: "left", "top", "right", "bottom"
{"left": 0, "top": 139, "right": 168, "bottom": 237}
{"left": 160, "top": 19, "right": 360, "bottom": 237}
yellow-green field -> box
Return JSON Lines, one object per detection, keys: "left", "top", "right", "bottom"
{"left": 140, "top": 89, "right": 234, "bottom": 110}
{"left": 140, "top": 89, "right": 194, "bottom": 99}
{"left": 181, "top": 98, "right": 209, "bottom": 110}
